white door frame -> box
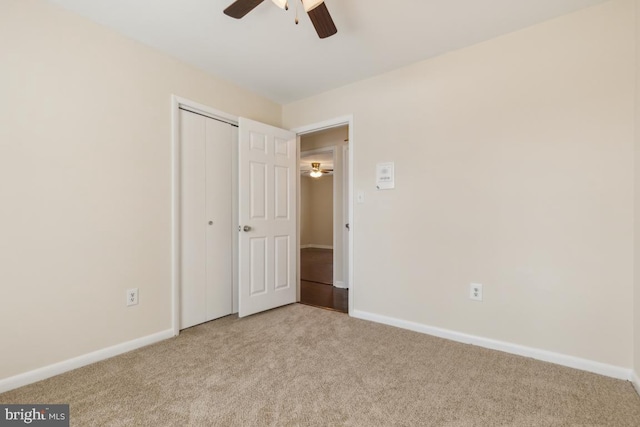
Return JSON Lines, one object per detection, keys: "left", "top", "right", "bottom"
{"left": 342, "top": 144, "right": 349, "bottom": 289}
{"left": 171, "top": 95, "right": 240, "bottom": 336}
{"left": 292, "top": 115, "right": 354, "bottom": 315}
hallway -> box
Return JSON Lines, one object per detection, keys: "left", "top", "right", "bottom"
{"left": 300, "top": 248, "right": 348, "bottom": 312}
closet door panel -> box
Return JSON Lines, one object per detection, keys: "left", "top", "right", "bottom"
{"left": 180, "top": 110, "right": 207, "bottom": 329}
{"left": 205, "top": 118, "right": 233, "bottom": 320}
{"left": 180, "top": 110, "right": 233, "bottom": 330}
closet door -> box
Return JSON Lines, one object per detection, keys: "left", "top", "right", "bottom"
{"left": 180, "top": 109, "right": 233, "bottom": 329}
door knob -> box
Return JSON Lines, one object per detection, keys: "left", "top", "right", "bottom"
{"left": 208, "top": 221, "right": 213, "bottom": 225}
{"left": 243, "top": 225, "right": 252, "bottom": 232}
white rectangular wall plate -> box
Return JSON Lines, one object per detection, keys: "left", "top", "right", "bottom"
{"left": 469, "top": 283, "right": 483, "bottom": 301}
{"left": 127, "top": 288, "right": 139, "bottom": 306}
{"left": 376, "top": 162, "right": 395, "bottom": 190}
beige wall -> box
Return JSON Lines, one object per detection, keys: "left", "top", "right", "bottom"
{"left": 300, "top": 176, "right": 333, "bottom": 247}
{"left": 284, "top": 0, "right": 635, "bottom": 368}
{"left": 300, "top": 176, "right": 312, "bottom": 246}
{"left": 0, "top": 0, "right": 281, "bottom": 380}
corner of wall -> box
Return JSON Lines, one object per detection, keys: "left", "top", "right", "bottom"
{"left": 631, "top": 371, "right": 640, "bottom": 396}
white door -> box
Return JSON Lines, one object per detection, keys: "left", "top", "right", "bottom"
{"left": 180, "top": 109, "right": 234, "bottom": 329}
{"left": 238, "top": 118, "right": 297, "bottom": 317}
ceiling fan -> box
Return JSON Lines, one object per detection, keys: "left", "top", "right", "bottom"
{"left": 303, "top": 162, "right": 333, "bottom": 178}
{"left": 224, "top": 0, "right": 337, "bottom": 39}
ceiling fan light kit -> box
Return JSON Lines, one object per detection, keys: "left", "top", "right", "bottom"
{"left": 224, "top": 0, "right": 337, "bottom": 39}
{"left": 301, "top": 0, "right": 323, "bottom": 12}
{"left": 305, "top": 162, "right": 333, "bottom": 178}
{"left": 271, "top": 0, "right": 288, "bottom": 10}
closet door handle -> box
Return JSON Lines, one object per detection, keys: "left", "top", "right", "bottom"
{"left": 243, "top": 225, "right": 252, "bottom": 232}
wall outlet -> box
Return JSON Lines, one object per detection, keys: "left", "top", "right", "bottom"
{"left": 469, "top": 283, "right": 483, "bottom": 301}
{"left": 127, "top": 288, "right": 139, "bottom": 306}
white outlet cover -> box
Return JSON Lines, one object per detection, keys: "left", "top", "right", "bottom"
{"left": 127, "top": 288, "right": 139, "bottom": 306}
{"left": 469, "top": 283, "right": 483, "bottom": 301}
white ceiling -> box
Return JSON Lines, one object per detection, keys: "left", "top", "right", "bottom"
{"left": 47, "top": 0, "right": 607, "bottom": 104}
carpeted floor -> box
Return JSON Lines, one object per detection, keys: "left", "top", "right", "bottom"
{"left": 2, "top": 304, "right": 640, "bottom": 426}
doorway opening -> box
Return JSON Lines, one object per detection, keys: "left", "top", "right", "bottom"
{"left": 298, "top": 126, "right": 349, "bottom": 312}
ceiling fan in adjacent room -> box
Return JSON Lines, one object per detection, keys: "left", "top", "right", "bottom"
{"left": 224, "top": 0, "right": 337, "bottom": 39}
{"left": 302, "top": 162, "right": 333, "bottom": 178}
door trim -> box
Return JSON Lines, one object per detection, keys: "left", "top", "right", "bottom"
{"left": 171, "top": 95, "right": 239, "bottom": 336}
{"left": 292, "top": 115, "right": 354, "bottom": 315}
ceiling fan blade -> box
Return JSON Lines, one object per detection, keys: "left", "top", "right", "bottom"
{"left": 307, "top": 2, "right": 337, "bottom": 39}
{"left": 224, "top": 0, "right": 265, "bottom": 19}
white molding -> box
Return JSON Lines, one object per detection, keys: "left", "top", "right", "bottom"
{"left": 352, "top": 310, "right": 632, "bottom": 381}
{"left": 0, "top": 329, "right": 174, "bottom": 394}
{"left": 631, "top": 371, "right": 640, "bottom": 396}
{"left": 342, "top": 144, "right": 349, "bottom": 290}
{"left": 334, "top": 281, "right": 347, "bottom": 289}
{"left": 301, "top": 244, "right": 333, "bottom": 250}
{"left": 346, "top": 121, "right": 354, "bottom": 316}
{"left": 171, "top": 95, "right": 181, "bottom": 337}
{"left": 292, "top": 115, "right": 353, "bottom": 136}
{"left": 331, "top": 147, "right": 340, "bottom": 291}
{"left": 172, "top": 95, "right": 239, "bottom": 125}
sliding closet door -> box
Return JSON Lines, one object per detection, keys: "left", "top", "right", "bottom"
{"left": 180, "top": 109, "right": 233, "bottom": 329}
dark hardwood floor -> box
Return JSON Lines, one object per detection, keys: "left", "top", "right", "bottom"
{"left": 300, "top": 280, "right": 348, "bottom": 313}
{"left": 300, "top": 247, "right": 333, "bottom": 285}
{"left": 299, "top": 248, "right": 348, "bottom": 313}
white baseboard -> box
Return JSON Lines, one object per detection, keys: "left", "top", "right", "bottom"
{"left": 352, "top": 310, "right": 632, "bottom": 381}
{"left": 300, "top": 244, "right": 333, "bottom": 250}
{"left": 631, "top": 371, "right": 640, "bottom": 396}
{"left": 334, "top": 281, "right": 347, "bottom": 289}
{"left": 0, "top": 329, "right": 174, "bottom": 394}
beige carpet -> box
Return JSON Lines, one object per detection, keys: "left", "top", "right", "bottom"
{"left": 2, "top": 304, "right": 640, "bottom": 426}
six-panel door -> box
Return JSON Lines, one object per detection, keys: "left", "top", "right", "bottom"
{"left": 238, "top": 118, "right": 297, "bottom": 317}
